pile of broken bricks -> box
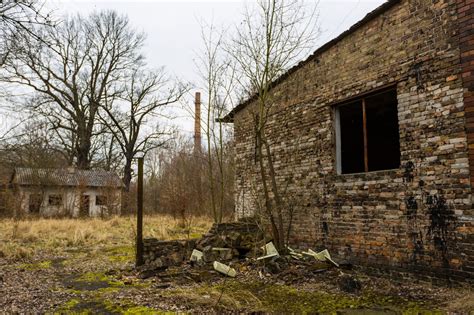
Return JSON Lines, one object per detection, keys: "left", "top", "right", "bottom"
{"left": 140, "top": 222, "right": 349, "bottom": 283}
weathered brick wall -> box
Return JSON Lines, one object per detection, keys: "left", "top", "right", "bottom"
{"left": 233, "top": 0, "right": 473, "bottom": 283}
{"left": 458, "top": 0, "right": 474, "bottom": 185}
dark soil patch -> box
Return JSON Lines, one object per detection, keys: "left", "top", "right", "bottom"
{"left": 61, "top": 274, "right": 111, "bottom": 291}
{"left": 50, "top": 258, "right": 66, "bottom": 269}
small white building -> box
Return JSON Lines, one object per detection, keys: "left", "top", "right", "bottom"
{"left": 12, "top": 167, "right": 124, "bottom": 217}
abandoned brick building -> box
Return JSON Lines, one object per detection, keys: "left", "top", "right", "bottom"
{"left": 223, "top": 0, "right": 474, "bottom": 283}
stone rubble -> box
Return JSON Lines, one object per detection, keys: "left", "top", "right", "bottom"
{"left": 141, "top": 221, "right": 343, "bottom": 282}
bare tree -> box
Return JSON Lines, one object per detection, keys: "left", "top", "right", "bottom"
{"left": 99, "top": 67, "right": 186, "bottom": 190}
{"left": 196, "top": 21, "right": 238, "bottom": 223}
{"left": 90, "top": 129, "right": 123, "bottom": 172}
{"left": 0, "top": 0, "right": 53, "bottom": 67}
{"left": 0, "top": 119, "right": 69, "bottom": 169}
{"left": 228, "top": 0, "right": 318, "bottom": 251}
{"left": 1, "top": 10, "right": 145, "bottom": 169}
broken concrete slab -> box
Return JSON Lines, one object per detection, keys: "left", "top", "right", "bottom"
{"left": 190, "top": 249, "right": 203, "bottom": 263}
{"left": 257, "top": 242, "right": 279, "bottom": 260}
{"left": 304, "top": 249, "right": 339, "bottom": 267}
{"left": 213, "top": 261, "right": 237, "bottom": 277}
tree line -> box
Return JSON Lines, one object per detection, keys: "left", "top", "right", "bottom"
{"left": 1, "top": 4, "right": 186, "bottom": 191}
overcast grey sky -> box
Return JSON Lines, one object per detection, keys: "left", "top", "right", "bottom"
{"left": 27, "top": 0, "right": 386, "bottom": 136}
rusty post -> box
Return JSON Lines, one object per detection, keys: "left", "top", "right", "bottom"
{"left": 136, "top": 155, "right": 144, "bottom": 267}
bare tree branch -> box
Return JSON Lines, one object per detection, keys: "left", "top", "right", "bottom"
{"left": 1, "top": 10, "right": 145, "bottom": 169}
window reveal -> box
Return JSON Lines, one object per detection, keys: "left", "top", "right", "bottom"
{"left": 48, "top": 194, "right": 63, "bottom": 206}
{"left": 336, "top": 88, "right": 400, "bottom": 174}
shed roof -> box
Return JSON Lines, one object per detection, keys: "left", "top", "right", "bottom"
{"left": 220, "top": 0, "right": 401, "bottom": 122}
{"left": 13, "top": 167, "right": 124, "bottom": 188}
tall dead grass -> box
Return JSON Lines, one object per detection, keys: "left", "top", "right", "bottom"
{"left": 0, "top": 215, "right": 212, "bottom": 261}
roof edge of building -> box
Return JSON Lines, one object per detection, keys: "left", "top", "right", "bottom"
{"left": 218, "top": 0, "right": 401, "bottom": 123}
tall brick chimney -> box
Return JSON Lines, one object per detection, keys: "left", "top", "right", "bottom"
{"left": 194, "top": 92, "right": 202, "bottom": 154}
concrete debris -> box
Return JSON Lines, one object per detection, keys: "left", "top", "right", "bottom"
{"left": 303, "top": 249, "right": 339, "bottom": 267}
{"left": 190, "top": 249, "right": 203, "bottom": 263}
{"left": 257, "top": 242, "right": 279, "bottom": 260}
{"left": 213, "top": 261, "right": 237, "bottom": 277}
{"left": 287, "top": 246, "right": 303, "bottom": 259}
{"left": 142, "top": 222, "right": 346, "bottom": 282}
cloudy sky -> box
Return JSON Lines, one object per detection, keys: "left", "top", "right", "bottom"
{"left": 35, "top": 0, "right": 386, "bottom": 136}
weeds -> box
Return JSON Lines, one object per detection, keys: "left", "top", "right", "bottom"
{"left": 0, "top": 215, "right": 212, "bottom": 261}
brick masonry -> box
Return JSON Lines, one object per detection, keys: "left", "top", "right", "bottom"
{"left": 231, "top": 0, "right": 474, "bottom": 283}
{"left": 458, "top": 0, "right": 474, "bottom": 186}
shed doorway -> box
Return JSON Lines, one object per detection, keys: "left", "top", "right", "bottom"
{"left": 80, "top": 195, "right": 90, "bottom": 217}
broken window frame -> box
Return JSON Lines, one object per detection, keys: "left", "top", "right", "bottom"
{"left": 334, "top": 86, "right": 401, "bottom": 174}
{"left": 96, "top": 195, "right": 107, "bottom": 206}
{"left": 48, "top": 194, "right": 63, "bottom": 206}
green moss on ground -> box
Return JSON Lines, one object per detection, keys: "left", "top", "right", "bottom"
{"left": 105, "top": 245, "right": 135, "bottom": 263}
{"left": 165, "top": 280, "right": 440, "bottom": 314}
{"left": 56, "top": 297, "right": 162, "bottom": 314}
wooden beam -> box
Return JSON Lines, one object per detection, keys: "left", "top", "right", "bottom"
{"left": 362, "top": 99, "right": 369, "bottom": 172}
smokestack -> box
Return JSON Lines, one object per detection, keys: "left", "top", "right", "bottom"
{"left": 194, "top": 92, "right": 202, "bottom": 154}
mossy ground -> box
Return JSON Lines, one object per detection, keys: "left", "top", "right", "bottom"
{"left": 164, "top": 280, "right": 441, "bottom": 314}
{"left": 1, "top": 216, "right": 471, "bottom": 313}
{"left": 57, "top": 297, "right": 162, "bottom": 314}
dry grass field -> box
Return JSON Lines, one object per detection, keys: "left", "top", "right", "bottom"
{"left": 0, "top": 215, "right": 211, "bottom": 261}
{"left": 0, "top": 216, "right": 472, "bottom": 314}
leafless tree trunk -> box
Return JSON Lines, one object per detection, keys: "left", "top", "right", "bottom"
{"left": 228, "top": 0, "right": 318, "bottom": 251}
{"left": 196, "top": 21, "right": 238, "bottom": 223}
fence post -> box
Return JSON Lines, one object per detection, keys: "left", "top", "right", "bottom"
{"left": 136, "top": 155, "right": 144, "bottom": 267}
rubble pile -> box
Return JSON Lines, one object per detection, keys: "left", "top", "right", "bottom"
{"left": 194, "top": 222, "right": 264, "bottom": 262}
{"left": 143, "top": 239, "right": 196, "bottom": 269}
{"left": 140, "top": 221, "right": 352, "bottom": 288}
{"left": 143, "top": 222, "right": 263, "bottom": 269}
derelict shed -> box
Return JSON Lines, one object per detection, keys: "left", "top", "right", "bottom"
{"left": 11, "top": 167, "right": 124, "bottom": 217}
{"left": 224, "top": 0, "right": 474, "bottom": 283}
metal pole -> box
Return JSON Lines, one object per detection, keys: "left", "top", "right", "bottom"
{"left": 136, "top": 156, "right": 144, "bottom": 267}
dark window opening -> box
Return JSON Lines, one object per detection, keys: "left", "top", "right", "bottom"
{"left": 48, "top": 194, "right": 62, "bottom": 206}
{"left": 337, "top": 88, "right": 400, "bottom": 174}
{"left": 96, "top": 195, "right": 107, "bottom": 206}
{"left": 29, "top": 194, "right": 42, "bottom": 213}
{"left": 339, "top": 100, "right": 364, "bottom": 174}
